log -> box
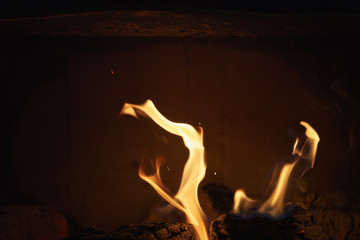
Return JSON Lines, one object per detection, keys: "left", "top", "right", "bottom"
{"left": 210, "top": 202, "right": 329, "bottom": 240}
{"left": 64, "top": 222, "right": 196, "bottom": 240}
{"left": 204, "top": 183, "right": 360, "bottom": 239}
{"left": 64, "top": 203, "right": 328, "bottom": 240}
{"left": 64, "top": 189, "right": 360, "bottom": 239}
{"left": 300, "top": 191, "right": 360, "bottom": 240}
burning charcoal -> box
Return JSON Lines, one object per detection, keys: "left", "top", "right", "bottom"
{"left": 64, "top": 222, "right": 196, "bottom": 240}
{"left": 210, "top": 202, "right": 329, "bottom": 240}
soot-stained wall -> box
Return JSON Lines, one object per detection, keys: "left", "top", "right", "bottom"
{"left": 1, "top": 37, "right": 360, "bottom": 231}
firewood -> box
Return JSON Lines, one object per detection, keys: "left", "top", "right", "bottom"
{"left": 209, "top": 202, "right": 329, "bottom": 240}
{"left": 65, "top": 203, "right": 330, "bottom": 240}
{"left": 64, "top": 222, "right": 196, "bottom": 240}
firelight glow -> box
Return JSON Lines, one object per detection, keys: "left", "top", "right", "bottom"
{"left": 120, "top": 100, "right": 320, "bottom": 240}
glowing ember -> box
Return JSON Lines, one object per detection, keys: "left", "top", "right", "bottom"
{"left": 120, "top": 100, "right": 208, "bottom": 240}
{"left": 120, "top": 99, "right": 320, "bottom": 239}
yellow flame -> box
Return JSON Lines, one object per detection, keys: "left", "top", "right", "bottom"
{"left": 232, "top": 189, "right": 255, "bottom": 215}
{"left": 138, "top": 156, "right": 186, "bottom": 213}
{"left": 120, "top": 100, "right": 208, "bottom": 240}
{"left": 233, "top": 121, "right": 320, "bottom": 217}
{"left": 292, "top": 138, "right": 299, "bottom": 155}
{"left": 296, "top": 121, "right": 320, "bottom": 172}
{"left": 257, "top": 162, "right": 296, "bottom": 216}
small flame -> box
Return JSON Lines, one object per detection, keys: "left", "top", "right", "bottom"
{"left": 257, "top": 162, "right": 296, "bottom": 216}
{"left": 232, "top": 189, "right": 255, "bottom": 215}
{"left": 233, "top": 121, "right": 320, "bottom": 217}
{"left": 120, "top": 100, "right": 208, "bottom": 240}
{"left": 294, "top": 121, "right": 320, "bottom": 175}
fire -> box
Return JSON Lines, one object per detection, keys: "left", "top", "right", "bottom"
{"left": 233, "top": 189, "right": 255, "bottom": 215}
{"left": 120, "top": 100, "right": 209, "bottom": 240}
{"left": 257, "top": 162, "right": 296, "bottom": 216}
{"left": 120, "top": 100, "right": 320, "bottom": 239}
{"left": 233, "top": 121, "right": 320, "bottom": 217}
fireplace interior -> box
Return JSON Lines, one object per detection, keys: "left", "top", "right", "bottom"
{"left": 1, "top": 1, "right": 360, "bottom": 239}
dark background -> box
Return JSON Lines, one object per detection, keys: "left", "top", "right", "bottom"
{"left": 1, "top": 0, "right": 360, "bottom": 233}
{"left": 1, "top": 0, "right": 360, "bottom": 18}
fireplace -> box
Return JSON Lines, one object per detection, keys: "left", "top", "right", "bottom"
{"left": 1, "top": 2, "right": 360, "bottom": 240}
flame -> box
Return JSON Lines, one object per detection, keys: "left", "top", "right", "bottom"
{"left": 232, "top": 189, "right": 255, "bottom": 215}
{"left": 257, "top": 162, "right": 296, "bottom": 216}
{"left": 120, "top": 100, "right": 208, "bottom": 240}
{"left": 233, "top": 121, "right": 320, "bottom": 217}
{"left": 121, "top": 99, "right": 320, "bottom": 233}
{"left": 294, "top": 121, "right": 320, "bottom": 175}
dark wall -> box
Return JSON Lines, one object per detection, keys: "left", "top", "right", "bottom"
{"left": 1, "top": 36, "right": 360, "bottom": 231}
{"left": 1, "top": 0, "right": 360, "bottom": 18}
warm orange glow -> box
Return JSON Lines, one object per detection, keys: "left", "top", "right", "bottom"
{"left": 120, "top": 100, "right": 208, "bottom": 240}
{"left": 233, "top": 121, "right": 320, "bottom": 217}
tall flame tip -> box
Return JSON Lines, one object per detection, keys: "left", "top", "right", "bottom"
{"left": 120, "top": 103, "right": 138, "bottom": 118}
{"left": 299, "top": 121, "right": 320, "bottom": 141}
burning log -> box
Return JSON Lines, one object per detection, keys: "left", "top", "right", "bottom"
{"left": 210, "top": 202, "right": 329, "bottom": 240}
{"left": 203, "top": 182, "right": 360, "bottom": 240}
{"left": 63, "top": 222, "right": 196, "bottom": 240}
{"left": 64, "top": 202, "right": 330, "bottom": 240}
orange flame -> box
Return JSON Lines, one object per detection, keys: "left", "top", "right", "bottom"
{"left": 257, "top": 162, "right": 296, "bottom": 216}
{"left": 233, "top": 121, "right": 320, "bottom": 217}
{"left": 232, "top": 189, "right": 255, "bottom": 215}
{"left": 120, "top": 100, "right": 208, "bottom": 240}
